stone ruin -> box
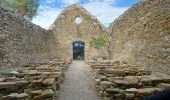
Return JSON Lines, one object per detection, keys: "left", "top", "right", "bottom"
{"left": 89, "top": 60, "right": 170, "bottom": 100}
{"left": 0, "top": 59, "right": 71, "bottom": 100}
{"left": 0, "top": 0, "right": 170, "bottom": 99}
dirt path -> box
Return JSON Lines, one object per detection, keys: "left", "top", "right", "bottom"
{"left": 56, "top": 61, "right": 100, "bottom": 100}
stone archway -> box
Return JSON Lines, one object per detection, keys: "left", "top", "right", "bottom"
{"left": 73, "top": 41, "right": 85, "bottom": 60}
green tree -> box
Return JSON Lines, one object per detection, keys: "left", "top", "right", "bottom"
{"left": 90, "top": 36, "right": 107, "bottom": 58}
{"left": 90, "top": 36, "right": 113, "bottom": 59}
{"left": 4, "top": 0, "right": 40, "bottom": 20}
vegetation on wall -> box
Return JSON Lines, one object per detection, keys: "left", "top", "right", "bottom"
{"left": 90, "top": 36, "right": 112, "bottom": 59}
{"left": 4, "top": 0, "right": 40, "bottom": 20}
{"left": 90, "top": 35, "right": 113, "bottom": 59}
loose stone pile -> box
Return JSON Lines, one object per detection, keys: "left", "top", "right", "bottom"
{"left": 0, "top": 59, "right": 71, "bottom": 100}
{"left": 90, "top": 60, "right": 170, "bottom": 100}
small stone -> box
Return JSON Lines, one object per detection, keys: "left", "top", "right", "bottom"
{"left": 31, "top": 79, "right": 43, "bottom": 84}
{"left": 24, "top": 89, "right": 31, "bottom": 93}
{"left": 8, "top": 93, "right": 28, "bottom": 99}
{"left": 0, "top": 82, "right": 17, "bottom": 90}
{"left": 125, "top": 93, "right": 135, "bottom": 99}
{"left": 9, "top": 71, "right": 19, "bottom": 75}
{"left": 34, "top": 89, "right": 54, "bottom": 100}
{"left": 4, "top": 77, "right": 17, "bottom": 82}
{"left": 125, "top": 76, "right": 139, "bottom": 85}
{"left": 95, "top": 79, "right": 101, "bottom": 85}
{"left": 98, "top": 91, "right": 104, "bottom": 96}
{"left": 137, "top": 88, "right": 161, "bottom": 96}
{"left": 105, "top": 88, "right": 120, "bottom": 94}
{"left": 99, "top": 75, "right": 107, "bottom": 80}
{"left": 126, "top": 88, "right": 138, "bottom": 93}
{"left": 114, "top": 80, "right": 129, "bottom": 85}
{"left": 17, "top": 80, "right": 29, "bottom": 86}
{"left": 103, "top": 91, "right": 111, "bottom": 97}
{"left": 31, "top": 90, "right": 42, "bottom": 96}
{"left": 157, "top": 83, "right": 170, "bottom": 89}
{"left": 107, "top": 77, "right": 124, "bottom": 82}
{"left": 140, "top": 76, "right": 162, "bottom": 83}
{"left": 100, "top": 81, "right": 113, "bottom": 86}
{"left": 112, "top": 93, "right": 122, "bottom": 97}
{"left": 42, "top": 78, "right": 56, "bottom": 86}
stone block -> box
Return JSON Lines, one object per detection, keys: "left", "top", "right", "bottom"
{"left": 105, "top": 88, "right": 120, "bottom": 94}
{"left": 137, "top": 88, "right": 161, "bottom": 96}
{"left": 157, "top": 83, "right": 170, "bottom": 89}
{"left": 42, "top": 78, "right": 56, "bottom": 86}
{"left": 33, "top": 89, "right": 54, "bottom": 100}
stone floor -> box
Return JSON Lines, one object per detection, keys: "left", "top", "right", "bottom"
{"left": 56, "top": 61, "right": 107, "bottom": 100}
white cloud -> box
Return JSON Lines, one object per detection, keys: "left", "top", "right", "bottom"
{"left": 60, "top": 0, "right": 81, "bottom": 5}
{"left": 32, "top": 7, "right": 62, "bottom": 29}
{"left": 88, "top": 0, "right": 116, "bottom": 4}
{"left": 46, "top": 0, "right": 56, "bottom": 4}
{"left": 32, "top": 0, "right": 129, "bottom": 29}
{"left": 82, "top": 2, "right": 128, "bottom": 26}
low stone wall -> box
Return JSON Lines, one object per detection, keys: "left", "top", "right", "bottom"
{"left": 110, "top": 0, "right": 170, "bottom": 74}
{"left": 90, "top": 61, "right": 170, "bottom": 100}
{"left": 0, "top": 6, "right": 58, "bottom": 70}
{"left": 0, "top": 59, "right": 70, "bottom": 100}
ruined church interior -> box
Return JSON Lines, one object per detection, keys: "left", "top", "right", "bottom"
{"left": 0, "top": 0, "right": 170, "bottom": 100}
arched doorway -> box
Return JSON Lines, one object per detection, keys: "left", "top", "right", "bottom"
{"left": 73, "top": 41, "right": 85, "bottom": 60}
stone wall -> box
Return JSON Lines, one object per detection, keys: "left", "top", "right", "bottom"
{"left": 51, "top": 4, "right": 108, "bottom": 60}
{"left": 0, "top": 6, "right": 58, "bottom": 70}
{"left": 110, "top": 0, "right": 170, "bottom": 74}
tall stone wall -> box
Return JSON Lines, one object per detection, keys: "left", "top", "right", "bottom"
{"left": 51, "top": 4, "right": 108, "bottom": 60}
{"left": 0, "top": 6, "right": 58, "bottom": 70}
{"left": 110, "top": 0, "right": 170, "bottom": 74}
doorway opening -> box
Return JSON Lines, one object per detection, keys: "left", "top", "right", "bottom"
{"left": 73, "top": 41, "right": 85, "bottom": 60}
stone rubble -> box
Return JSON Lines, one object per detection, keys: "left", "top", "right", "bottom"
{"left": 90, "top": 60, "right": 170, "bottom": 100}
{"left": 0, "top": 59, "right": 71, "bottom": 100}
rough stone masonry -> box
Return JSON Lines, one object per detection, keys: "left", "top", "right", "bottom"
{"left": 0, "top": 6, "right": 58, "bottom": 72}
{"left": 110, "top": 0, "right": 170, "bottom": 75}
{"left": 0, "top": 0, "right": 170, "bottom": 75}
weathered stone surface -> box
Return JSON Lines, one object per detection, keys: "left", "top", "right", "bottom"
{"left": 31, "top": 79, "right": 43, "bottom": 85}
{"left": 0, "top": 82, "right": 17, "bottom": 91}
{"left": 114, "top": 80, "right": 129, "bottom": 85}
{"left": 110, "top": 0, "right": 170, "bottom": 75}
{"left": 137, "top": 88, "right": 161, "bottom": 96}
{"left": 42, "top": 78, "right": 56, "bottom": 86}
{"left": 157, "top": 83, "right": 170, "bottom": 89}
{"left": 31, "top": 90, "right": 42, "bottom": 96}
{"left": 105, "top": 88, "right": 120, "bottom": 94}
{"left": 0, "top": 93, "right": 28, "bottom": 100}
{"left": 0, "top": 0, "right": 170, "bottom": 99}
{"left": 107, "top": 77, "right": 124, "bottom": 82}
{"left": 34, "top": 89, "right": 54, "bottom": 100}
{"left": 125, "top": 76, "right": 139, "bottom": 85}
{"left": 0, "top": 6, "right": 58, "bottom": 70}
{"left": 100, "top": 81, "right": 113, "bottom": 86}
{"left": 126, "top": 88, "right": 138, "bottom": 94}
{"left": 7, "top": 93, "right": 28, "bottom": 99}
{"left": 17, "top": 80, "right": 29, "bottom": 86}
{"left": 140, "top": 76, "right": 162, "bottom": 84}
{"left": 125, "top": 93, "right": 135, "bottom": 99}
{"left": 95, "top": 79, "right": 101, "bottom": 85}
{"left": 51, "top": 4, "right": 108, "bottom": 60}
{"left": 4, "top": 77, "right": 17, "bottom": 82}
{"left": 91, "top": 61, "right": 170, "bottom": 99}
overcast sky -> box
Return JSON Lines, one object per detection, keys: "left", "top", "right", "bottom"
{"left": 32, "top": 0, "right": 139, "bottom": 29}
